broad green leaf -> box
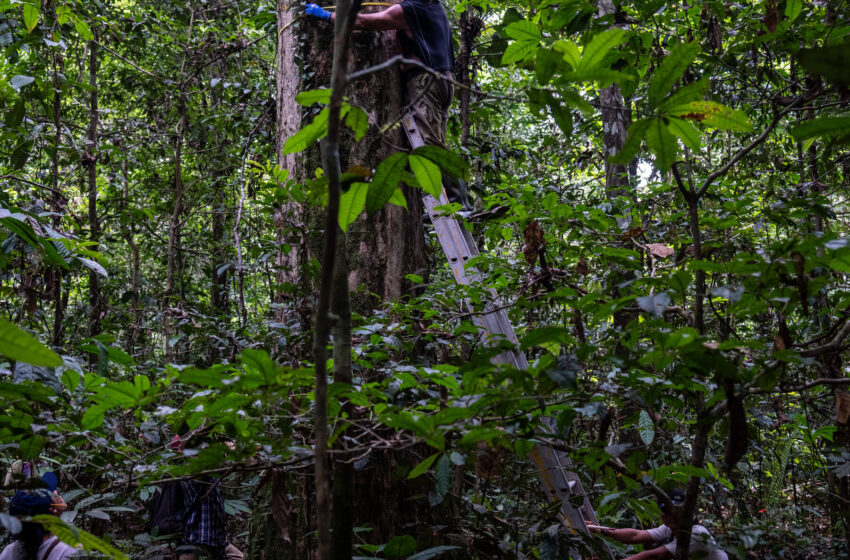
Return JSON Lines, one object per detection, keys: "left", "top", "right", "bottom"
{"left": 23, "top": 3, "right": 38, "bottom": 32}
{"left": 32, "top": 515, "right": 129, "bottom": 560}
{"left": 344, "top": 105, "right": 369, "bottom": 141}
{"left": 611, "top": 118, "right": 650, "bottom": 165}
{"left": 408, "top": 546, "right": 461, "bottom": 560}
{"left": 19, "top": 435, "right": 46, "bottom": 459}
{"left": 73, "top": 17, "right": 93, "bottom": 40}
{"left": 411, "top": 146, "right": 467, "bottom": 180}
{"left": 668, "top": 101, "right": 753, "bottom": 132}
{"left": 554, "top": 39, "right": 580, "bottom": 70}
{"left": 387, "top": 186, "right": 407, "bottom": 209}
{"left": 504, "top": 20, "right": 541, "bottom": 42}
{"left": 338, "top": 182, "right": 368, "bottom": 232}
{"left": 785, "top": 0, "right": 802, "bottom": 23}
{"left": 658, "top": 77, "right": 710, "bottom": 112}
{"left": 365, "top": 153, "right": 408, "bottom": 214}
{"left": 789, "top": 117, "right": 850, "bottom": 141}
{"left": 96, "top": 381, "right": 139, "bottom": 407}
{"left": 295, "top": 88, "right": 331, "bottom": 106}
{"left": 81, "top": 404, "right": 107, "bottom": 430}
{"left": 648, "top": 42, "right": 700, "bottom": 109}
{"left": 549, "top": 100, "right": 572, "bottom": 135}
{"left": 409, "top": 155, "right": 442, "bottom": 198}
{"left": 666, "top": 117, "right": 701, "bottom": 151}
{"left": 434, "top": 454, "right": 451, "bottom": 499}
{"left": 56, "top": 4, "right": 70, "bottom": 24}
{"left": 560, "top": 89, "right": 594, "bottom": 115}
{"left": 502, "top": 40, "right": 538, "bottom": 65}
{"left": 283, "top": 108, "right": 329, "bottom": 154}
{"left": 78, "top": 257, "right": 108, "bottom": 278}
{"left": 407, "top": 452, "right": 439, "bottom": 479}
{"left": 520, "top": 327, "right": 572, "bottom": 350}
{"left": 384, "top": 535, "right": 417, "bottom": 559}
{"left": 648, "top": 115, "right": 680, "bottom": 168}
{"left": 561, "top": 68, "right": 632, "bottom": 87}
{"left": 0, "top": 318, "right": 62, "bottom": 367}
{"left": 798, "top": 43, "right": 850, "bottom": 87}
{"left": 638, "top": 410, "right": 655, "bottom": 445}
{"left": 535, "top": 47, "right": 562, "bottom": 83}
{"left": 578, "top": 28, "right": 627, "bottom": 71}
{"left": 9, "top": 75, "right": 35, "bottom": 91}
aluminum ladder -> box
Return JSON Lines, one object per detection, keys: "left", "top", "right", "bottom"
{"left": 402, "top": 113, "right": 613, "bottom": 560}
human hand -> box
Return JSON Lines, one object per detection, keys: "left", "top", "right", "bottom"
{"left": 305, "top": 3, "right": 332, "bottom": 21}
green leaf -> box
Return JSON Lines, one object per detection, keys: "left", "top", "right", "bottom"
{"left": 434, "top": 454, "right": 451, "bottom": 499}
{"left": 789, "top": 117, "right": 850, "bottom": 142}
{"left": 666, "top": 117, "right": 701, "bottom": 151}
{"left": 407, "top": 452, "right": 439, "bottom": 479}
{"left": 645, "top": 118, "right": 678, "bottom": 171}
{"left": 658, "top": 77, "right": 710, "bottom": 112}
{"left": 578, "top": 28, "right": 627, "bottom": 71}
{"left": 668, "top": 101, "right": 753, "bottom": 132}
{"left": 549, "top": 100, "right": 572, "bottom": 135}
{"left": 365, "top": 153, "right": 408, "bottom": 215}
{"left": 408, "top": 546, "right": 461, "bottom": 560}
{"left": 384, "top": 535, "right": 417, "bottom": 558}
{"left": 561, "top": 68, "right": 632, "bottom": 87}
{"left": 411, "top": 146, "right": 467, "bottom": 180}
{"left": 535, "top": 47, "right": 562, "bottom": 83}
{"left": 638, "top": 410, "right": 655, "bottom": 445}
{"left": 559, "top": 89, "right": 594, "bottom": 115}
{"left": 798, "top": 43, "right": 850, "bottom": 87}
{"left": 10, "top": 75, "right": 35, "bottom": 91}
{"left": 81, "top": 404, "right": 108, "bottom": 430}
{"left": 96, "top": 381, "right": 139, "bottom": 407}
{"left": 0, "top": 318, "right": 62, "bottom": 367}
{"left": 504, "top": 20, "right": 541, "bottom": 42}
{"left": 55, "top": 4, "right": 70, "bottom": 24}
{"left": 612, "top": 118, "right": 651, "bottom": 164}
{"left": 554, "top": 39, "right": 580, "bottom": 70}
{"left": 520, "top": 327, "right": 572, "bottom": 351}
{"left": 648, "top": 42, "right": 700, "bottom": 109}
{"left": 338, "top": 182, "right": 368, "bottom": 232}
{"left": 283, "top": 108, "right": 329, "bottom": 155}
{"left": 295, "top": 89, "right": 331, "bottom": 106}
{"left": 409, "top": 155, "right": 442, "bottom": 198}
{"left": 387, "top": 187, "right": 407, "bottom": 209}
{"left": 785, "top": 0, "right": 802, "bottom": 23}
{"left": 23, "top": 3, "right": 39, "bottom": 32}
{"left": 73, "top": 17, "right": 93, "bottom": 40}
{"left": 502, "top": 40, "right": 538, "bottom": 65}
{"left": 344, "top": 105, "right": 369, "bottom": 141}
{"left": 19, "top": 435, "right": 46, "bottom": 459}
{"left": 32, "top": 515, "right": 129, "bottom": 560}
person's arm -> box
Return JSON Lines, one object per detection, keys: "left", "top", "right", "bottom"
{"left": 623, "top": 545, "right": 673, "bottom": 560}
{"left": 586, "top": 525, "right": 656, "bottom": 545}
{"left": 305, "top": 4, "right": 409, "bottom": 32}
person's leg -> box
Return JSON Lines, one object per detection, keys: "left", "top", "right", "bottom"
{"left": 405, "top": 73, "right": 471, "bottom": 210}
{"left": 224, "top": 543, "right": 244, "bottom": 560}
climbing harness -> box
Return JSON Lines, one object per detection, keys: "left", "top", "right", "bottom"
{"left": 402, "top": 113, "right": 614, "bottom": 560}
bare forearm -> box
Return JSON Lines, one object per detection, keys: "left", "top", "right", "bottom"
{"left": 587, "top": 526, "right": 652, "bottom": 545}
{"left": 330, "top": 6, "right": 408, "bottom": 32}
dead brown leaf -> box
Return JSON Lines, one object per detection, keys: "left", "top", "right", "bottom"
{"left": 522, "top": 220, "right": 545, "bottom": 265}
{"left": 647, "top": 243, "right": 675, "bottom": 259}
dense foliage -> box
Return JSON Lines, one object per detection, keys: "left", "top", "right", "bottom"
{"left": 0, "top": 0, "right": 849, "bottom": 559}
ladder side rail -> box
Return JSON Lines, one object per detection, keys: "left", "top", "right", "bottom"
{"left": 402, "top": 113, "right": 611, "bottom": 560}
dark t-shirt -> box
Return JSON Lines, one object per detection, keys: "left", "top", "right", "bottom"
{"left": 399, "top": 0, "right": 454, "bottom": 72}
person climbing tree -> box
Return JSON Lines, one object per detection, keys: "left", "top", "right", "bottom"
{"left": 585, "top": 489, "right": 729, "bottom": 560}
{"left": 304, "top": 0, "right": 472, "bottom": 211}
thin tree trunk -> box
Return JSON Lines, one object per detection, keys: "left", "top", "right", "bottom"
{"left": 165, "top": 93, "right": 187, "bottom": 361}
{"left": 86, "top": 38, "right": 101, "bottom": 337}
{"left": 314, "top": 2, "right": 362, "bottom": 558}
{"left": 48, "top": 0, "right": 65, "bottom": 348}
{"left": 331, "top": 239, "right": 353, "bottom": 560}
{"left": 120, "top": 154, "right": 142, "bottom": 355}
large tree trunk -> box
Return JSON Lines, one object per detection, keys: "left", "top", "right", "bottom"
{"left": 273, "top": 1, "right": 427, "bottom": 316}
{"left": 263, "top": 3, "right": 431, "bottom": 556}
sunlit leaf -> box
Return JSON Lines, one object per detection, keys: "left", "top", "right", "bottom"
{"left": 669, "top": 101, "right": 753, "bottom": 132}
{"left": 645, "top": 118, "right": 678, "bottom": 171}
{"left": 365, "top": 153, "right": 408, "bottom": 215}
{"left": 578, "top": 28, "right": 627, "bottom": 71}
{"left": 648, "top": 42, "right": 700, "bottom": 109}
{"left": 0, "top": 318, "right": 62, "bottom": 367}
{"left": 338, "top": 182, "right": 368, "bottom": 232}
{"left": 409, "top": 155, "right": 442, "bottom": 198}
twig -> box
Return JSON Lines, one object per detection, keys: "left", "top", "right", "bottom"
{"left": 93, "top": 40, "right": 162, "bottom": 81}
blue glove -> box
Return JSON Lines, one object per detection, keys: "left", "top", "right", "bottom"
{"left": 305, "top": 3, "right": 332, "bottom": 21}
